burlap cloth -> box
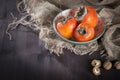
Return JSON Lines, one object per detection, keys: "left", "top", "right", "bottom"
{"left": 6, "top": 0, "right": 120, "bottom": 59}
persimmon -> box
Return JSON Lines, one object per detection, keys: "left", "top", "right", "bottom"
{"left": 82, "top": 6, "right": 98, "bottom": 28}
{"left": 56, "top": 17, "right": 77, "bottom": 39}
{"left": 74, "top": 23, "right": 95, "bottom": 42}
{"left": 56, "top": 6, "right": 98, "bottom": 42}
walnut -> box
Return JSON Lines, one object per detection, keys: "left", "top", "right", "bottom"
{"left": 103, "top": 60, "right": 112, "bottom": 70}
{"left": 92, "top": 67, "right": 101, "bottom": 76}
{"left": 114, "top": 61, "right": 120, "bottom": 70}
{"left": 91, "top": 59, "right": 101, "bottom": 67}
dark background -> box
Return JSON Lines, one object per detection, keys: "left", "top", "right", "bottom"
{"left": 0, "top": 0, "right": 120, "bottom": 80}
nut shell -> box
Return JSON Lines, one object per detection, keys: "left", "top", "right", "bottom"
{"left": 91, "top": 59, "right": 101, "bottom": 67}
{"left": 114, "top": 61, "right": 120, "bottom": 70}
{"left": 103, "top": 61, "right": 112, "bottom": 70}
{"left": 92, "top": 67, "right": 101, "bottom": 76}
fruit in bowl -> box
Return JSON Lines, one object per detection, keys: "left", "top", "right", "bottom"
{"left": 56, "top": 17, "right": 77, "bottom": 39}
{"left": 53, "top": 6, "right": 105, "bottom": 44}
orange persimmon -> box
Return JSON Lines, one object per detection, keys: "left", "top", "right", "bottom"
{"left": 82, "top": 6, "right": 98, "bottom": 28}
{"left": 56, "top": 17, "right": 77, "bottom": 39}
{"left": 74, "top": 23, "right": 95, "bottom": 42}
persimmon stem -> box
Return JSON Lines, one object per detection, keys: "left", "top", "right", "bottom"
{"left": 77, "top": 27, "right": 86, "bottom": 35}
{"left": 75, "top": 6, "right": 85, "bottom": 19}
{"left": 60, "top": 16, "right": 72, "bottom": 24}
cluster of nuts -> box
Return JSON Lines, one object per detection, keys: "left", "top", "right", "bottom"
{"left": 91, "top": 59, "right": 102, "bottom": 76}
{"left": 91, "top": 59, "right": 120, "bottom": 76}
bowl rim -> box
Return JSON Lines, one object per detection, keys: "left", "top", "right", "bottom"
{"left": 53, "top": 9, "right": 106, "bottom": 45}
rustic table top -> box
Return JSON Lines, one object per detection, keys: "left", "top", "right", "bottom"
{"left": 0, "top": 0, "right": 120, "bottom": 80}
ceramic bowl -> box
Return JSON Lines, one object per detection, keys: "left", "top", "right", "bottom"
{"left": 53, "top": 9, "right": 105, "bottom": 45}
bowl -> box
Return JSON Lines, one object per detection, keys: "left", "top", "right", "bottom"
{"left": 53, "top": 9, "right": 105, "bottom": 45}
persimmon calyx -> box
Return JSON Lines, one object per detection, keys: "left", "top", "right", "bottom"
{"left": 76, "top": 27, "right": 87, "bottom": 35}
{"left": 59, "top": 16, "right": 73, "bottom": 24}
{"left": 74, "top": 6, "right": 87, "bottom": 21}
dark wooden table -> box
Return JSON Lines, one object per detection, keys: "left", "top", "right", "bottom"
{"left": 0, "top": 0, "right": 120, "bottom": 80}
